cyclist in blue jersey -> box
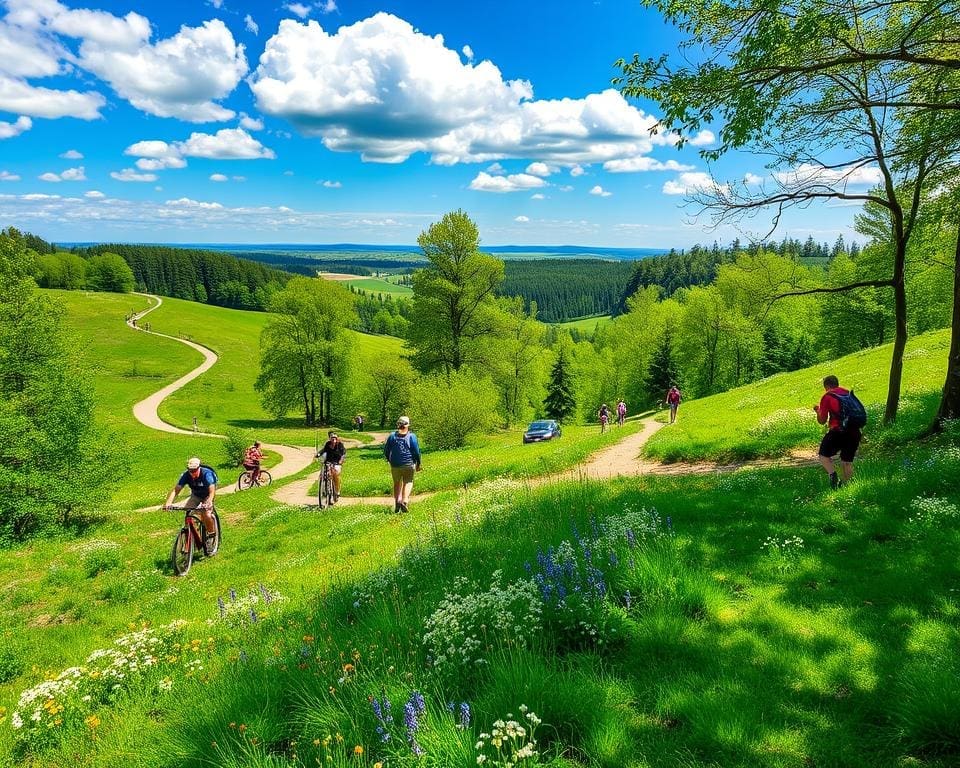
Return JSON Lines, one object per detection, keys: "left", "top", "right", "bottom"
{"left": 164, "top": 457, "right": 218, "bottom": 548}
{"left": 384, "top": 415, "right": 421, "bottom": 514}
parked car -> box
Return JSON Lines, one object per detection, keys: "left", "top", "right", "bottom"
{"left": 523, "top": 419, "right": 562, "bottom": 444}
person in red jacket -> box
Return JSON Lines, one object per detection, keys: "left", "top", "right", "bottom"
{"left": 813, "top": 375, "right": 862, "bottom": 488}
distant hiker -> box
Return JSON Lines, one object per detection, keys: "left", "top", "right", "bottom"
{"left": 616, "top": 399, "right": 627, "bottom": 427}
{"left": 666, "top": 385, "right": 682, "bottom": 424}
{"left": 384, "top": 416, "right": 421, "bottom": 514}
{"left": 813, "top": 375, "right": 866, "bottom": 489}
{"left": 598, "top": 404, "right": 610, "bottom": 433}
{"left": 132, "top": 316, "right": 137, "bottom": 329}
{"left": 354, "top": 413, "right": 364, "bottom": 431}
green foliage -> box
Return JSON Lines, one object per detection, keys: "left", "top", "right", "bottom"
{"left": 0, "top": 239, "right": 125, "bottom": 541}
{"left": 84, "top": 253, "right": 134, "bottom": 293}
{"left": 500, "top": 259, "right": 633, "bottom": 322}
{"left": 255, "top": 277, "right": 357, "bottom": 425}
{"left": 408, "top": 210, "right": 505, "bottom": 373}
{"left": 222, "top": 428, "right": 251, "bottom": 467}
{"left": 79, "top": 540, "right": 123, "bottom": 578}
{"left": 410, "top": 370, "right": 499, "bottom": 449}
{"left": 35, "top": 252, "right": 87, "bottom": 290}
{"left": 364, "top": 357, "right": 415, "bottom": 428}
{"left": 543, "top": 343, "right": 577, "bottom": 423}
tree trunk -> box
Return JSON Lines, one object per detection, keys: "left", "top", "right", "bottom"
{"left": 933, "top": 225, "right": 960, "bottom": 430}
{"left": 883, "top": 242, "right": 908, "bottom": 425}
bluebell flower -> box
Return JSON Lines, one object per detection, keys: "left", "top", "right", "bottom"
{"left": 459, "top": 701, "right": 471, "bottom": 729}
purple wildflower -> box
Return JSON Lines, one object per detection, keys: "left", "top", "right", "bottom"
{"left": 459, "top": 701, "right": 471, "bottom": 729}
{"left": 625, "top": 528, "right": 636, "bottom": 548}
{"left": 249, "top": 608, "right": 258, "bottom": 624}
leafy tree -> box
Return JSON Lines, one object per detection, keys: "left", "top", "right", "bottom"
{"left": 255, "top": 277, "right": 356, "bottom": 425}
{"left": 86, "top": 252, "right": 134, "bottom": 293}
{"left": 543, "top": 341, "right": 577, "bottom": 423}
{"left": 645, "top": 328, "right": 678, "bottom": 406}
{"left": 0, "top": 235, "right": 122, "bottom": 540}
{"left": 408, "top": 210, "right": 505, "bottom": 374}
{"left": 488, "top": 298, "right": 547, "bottom": 427}
{"left": 616, "top": 0, "right": 960, "bottom": 423}
{"left": 365, "top": 357, "right": 416, "bottom": 428}
{"left": 410, "top": 370, "right": 498, "bottom": 449}
{"left": 36, "top": 252, "right": 87, "bottom": 289}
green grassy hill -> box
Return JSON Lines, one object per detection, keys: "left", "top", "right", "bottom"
{"left": 3, "top": 291, "right": 957, "bottom": 768}
{"left": 645, "top": 328, "right": 950, "bottom": 462}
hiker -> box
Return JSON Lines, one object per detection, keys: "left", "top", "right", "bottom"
{"left": 384, "top": 415, "right": 421, "bottom": 513}
{"left": 666, "top": 385, "right": 681, "bottom": 424}
{"left": 813, "top": 375, "right": 865, "bottom": 489}
{"left": 616, "top": 399, "right": 627, "bottom": 427}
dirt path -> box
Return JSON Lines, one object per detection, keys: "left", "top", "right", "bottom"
{"left": 127, "top": 295, "right": 315, "bottom": 495}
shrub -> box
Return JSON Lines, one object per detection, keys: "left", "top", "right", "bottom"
{"left": 410, "top": 370, "right": 499, "bottom": 449}
{"left": 222, "top": 428, "right": 251, "bottom": 467}
{"left": 78, "top": 540, "right": 122, "bottom": 577}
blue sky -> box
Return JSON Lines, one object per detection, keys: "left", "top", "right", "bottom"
{"left": 0, "top": 0, "right": 868, "bottom": 247}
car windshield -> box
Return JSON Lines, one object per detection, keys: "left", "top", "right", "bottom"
{"left": 528, "top": 421, "right": 552, "bottom": 430}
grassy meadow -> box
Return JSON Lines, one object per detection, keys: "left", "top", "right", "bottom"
{"left": 342, "top": 276, "right": 414, "bottom": 297}
{"left": 2, "top": 290, "right": 958, "bottom": 768}
{"left": 644, "top": 328, "right": 951, "bottom": 463}
{"left": 554, "top": 315, "right": 612, "bottom": 338}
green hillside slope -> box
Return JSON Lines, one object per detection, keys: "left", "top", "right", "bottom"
{"left": 645, "top": 329, "right": 950, "bottom": 462}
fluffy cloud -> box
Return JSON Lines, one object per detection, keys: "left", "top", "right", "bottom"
{"left": 603, "top": 157, "right": 694, "bottom": 173}
{"left": 321, "top": 180, "right": 342, "bottom": 188}
{"left": 589, "top": 185, "right": 611, "bottom": 197}
{"left": 569, "top": 165, "right": 585, "bottom": 177}
{"left": 84, "top": 189, "right": 104, "bottom": 197}
{"left": 111, "top": 168, "right": 157, "bottom": 182}
{"left": 525, "top": 162, "right": 552, "bottom": 177}
{"left": 284, "top": 3, "right": 311, "bottom": 18}
{"left": 0, "top": 75, "right": 104, "bottom": 119}
{"left": 239, "top": 113, "right": 264, "bottom": 131}
{"left": 514, "top": 215, "right": 529, "bottom": 222}
{"left": 0, "top": 18, "right": 63, "bottom": 78}
{"left": 39, "top": 166, "right": 86, "bottom": 182}
{"left": 462, "top": 44, "right": 474, "bottom": 61}
{"left": 743, "top": 172, "right": 764, "bottom": 185}
{"left": 0, "top": 170, "right": 20, "bottom": 181}
{"left": 210, "top": 173, "right": 228, "bottom": 182}
{"left": 123, "top": 129, "right": 275, "bottom": 172}
{"left": 4, "top": 2, "right": 246, "bottom": 123}
{"left": 60, "top": 149, "right": 83, "bottom": 159}
{"left": 0, "top": 114, "right": 32, "bottom": 139}
{"left": 318, "top": 0, "right": 338, "bottom": 13}
{"left": 531, "top": 193, "right": 545, "bottom": 200}
{"left": 245, "top": 14, "right": 259, "bottom": 35}
{"left": 662, "top": 171, "right": 724, "bottom": 196}
{"left": 468, "top": 171, "right": 546, "bottom": 193}
{"left": 773, "top": 163, "right": 883, "bottom": 187}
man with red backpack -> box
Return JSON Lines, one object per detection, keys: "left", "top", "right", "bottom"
{"left": 814, "top": 375, "right": 866, "bottom": 489}
{"left": 665, "top": 385, "right": 681, "bottom": 424}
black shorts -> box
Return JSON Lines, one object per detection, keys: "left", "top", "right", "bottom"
{"left": 818, "top": 429, "right": 861, "bottom": 462}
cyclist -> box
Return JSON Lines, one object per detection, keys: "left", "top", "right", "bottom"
{"left": 164, "top": 457, "right": 217, "bottom": 551}
{"left": 317, "top": 431, "right": 346, "bottom": 501}
{"left": 616, "top": 399, "right": 627, "bottom": 427}
{"left": 243, "top": 440, "right": 265, "bottom": 484}
{"left": 598, "top": 403, "right": 610, "bottom": 433}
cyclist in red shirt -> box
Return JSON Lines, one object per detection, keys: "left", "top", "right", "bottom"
{"left": 243, "top": 441, "right": 265, "bottom": 484}
{"left": 813, "top": 375, "right": 862, "bottom": 488}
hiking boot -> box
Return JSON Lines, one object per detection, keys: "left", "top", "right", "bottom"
{"left": 829, "top": 472, "right": 839, "bottom": 489}
{"left": 203, "top": 534, "right": 217, "bottom": 556}
{"left": 399, "top": 502, "right": 409, "bottom": 514}
{"left": 394, "top": 502, "right": 401, "bottom": 514}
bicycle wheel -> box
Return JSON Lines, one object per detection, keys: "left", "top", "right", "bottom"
{"left": 326, "top": 474, "right": 336, "bottom": 507}
{"left": 319, "top": 470, "right": 330, "bottom": 508}
{"left": 203, "top": 510, "right": 221, "bottom": 557}
{"left": 256, "top": 470, "right": 272, "bottom": 487}
{"left": 171, "top": 527, "right": 193, "bottom": 576}
{"left": 238, "top": 471, "right": 254, "bottom": 491}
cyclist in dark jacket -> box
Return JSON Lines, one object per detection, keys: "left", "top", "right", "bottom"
{"left": 384, "top": 415, "right": 421, "bottom": 513}
{"left": 317, "top": 431, "right": 347, "bottom": 501}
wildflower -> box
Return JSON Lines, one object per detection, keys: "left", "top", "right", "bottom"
{"left": 353, "top": 745, "right": 363, "bottom": 756}
{"left": 85, "top": 714, "right": 100, "bottom": 729}
{"left": 459, "top": 701, "right": 471, "bottom": 729}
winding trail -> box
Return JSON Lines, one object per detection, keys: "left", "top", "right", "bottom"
{"left": 127, "top": 294, "right": 814, "bottom": 508}
{"left": 127, "top": 295, "right": 315, "bottom": 496}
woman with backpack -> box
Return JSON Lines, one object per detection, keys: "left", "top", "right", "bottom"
{"left": 384, "top": 415, "right": 422, "bottom": 513}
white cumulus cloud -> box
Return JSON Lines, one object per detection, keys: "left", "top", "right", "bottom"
{"left": 0, "top": 114, "right": 32, "bottom": 139}
{"left": 662, "top": 171, "right": 724, "bottom": 196}
{"left": 569, "top": 165, "right": 585, "bottom": 177}
{"left": 469, "top": 171, "right": 546, "bottom": 193}
{"left": 0, "top": 170, "right": 20, "bottom": 181}
{"left": 0, "top": 75, "right": 104, "bottom": 119}
{"left": 84, "top": 189, "right": 104, "bottom": 197}
{"left": 245, "top": 14, "right": 259, "bottom": 35}
{"left": 321, "top": 179, "right": 342, "bottom": 188}
{"left": 210, "top": 173, "right": 228, "bottom": 182}
{"left": 239, "top": 113, "right": 264, "bottom": 130}
{"left": 60, "top": 166, "right": 86, "bottom": 180}
{"left": 531, "top": 193, "right": 545, "bottom": 200}
{"left": 462, "top": 44, "right": 474, "bottom": 61}
{"left": 317, "top": 0, "right": 338, "bottom": 13}
{"left": 111, "top": 168, "right": 157, "bottom": 182}
{"left": 178, "top": 128, "right": 275, "bottom": 159}
{"left": 284, "top": 3, "right": 311, "bottom": 18}
{"left": 526, "top": 162, "right": 552, "bottom": 177}
{"left": 60, "top": 149, "right": 83, "bottom": 159}
{"left": 603, "top": 157, "right": 694, "bottom": 173}
{"left": 743, "top": 172, "right": 764, "bottom": 185}
{"left": 589, "top": 185, "right": 611, "bottom": 197}
{"left": 773, "top": 163, "right": 883, "bottom": 187}
{"left": 514, "top": 215, "right": 529, "bottom": 222}
{"left": 39, "top": 172, "right": 62, "bottom": 182}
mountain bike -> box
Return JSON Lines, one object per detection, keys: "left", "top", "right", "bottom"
{"left": 599, "top": 413, "right": 609, "bottom": 434}
{"left": 318, "top": 462, "right": 336, "bottom": 509}
{"left": 237, "top": 467, "right": 272, "bottom": 490}
{"left": 167, "top": 504, "right": 221, "bottom": 576}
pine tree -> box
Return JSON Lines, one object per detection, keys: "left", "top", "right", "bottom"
{"left": 543, "top": 346, "right": 577, "bottom": 422}
{"left": 645, "top": 329, "right": 677, "bottom": 405}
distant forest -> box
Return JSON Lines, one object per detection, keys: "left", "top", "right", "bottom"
{"left": 74, "top": 243, "right": 292, "bottom": 311}
{"left": 499, "top": 259, "right": 635, "bottom": 322}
